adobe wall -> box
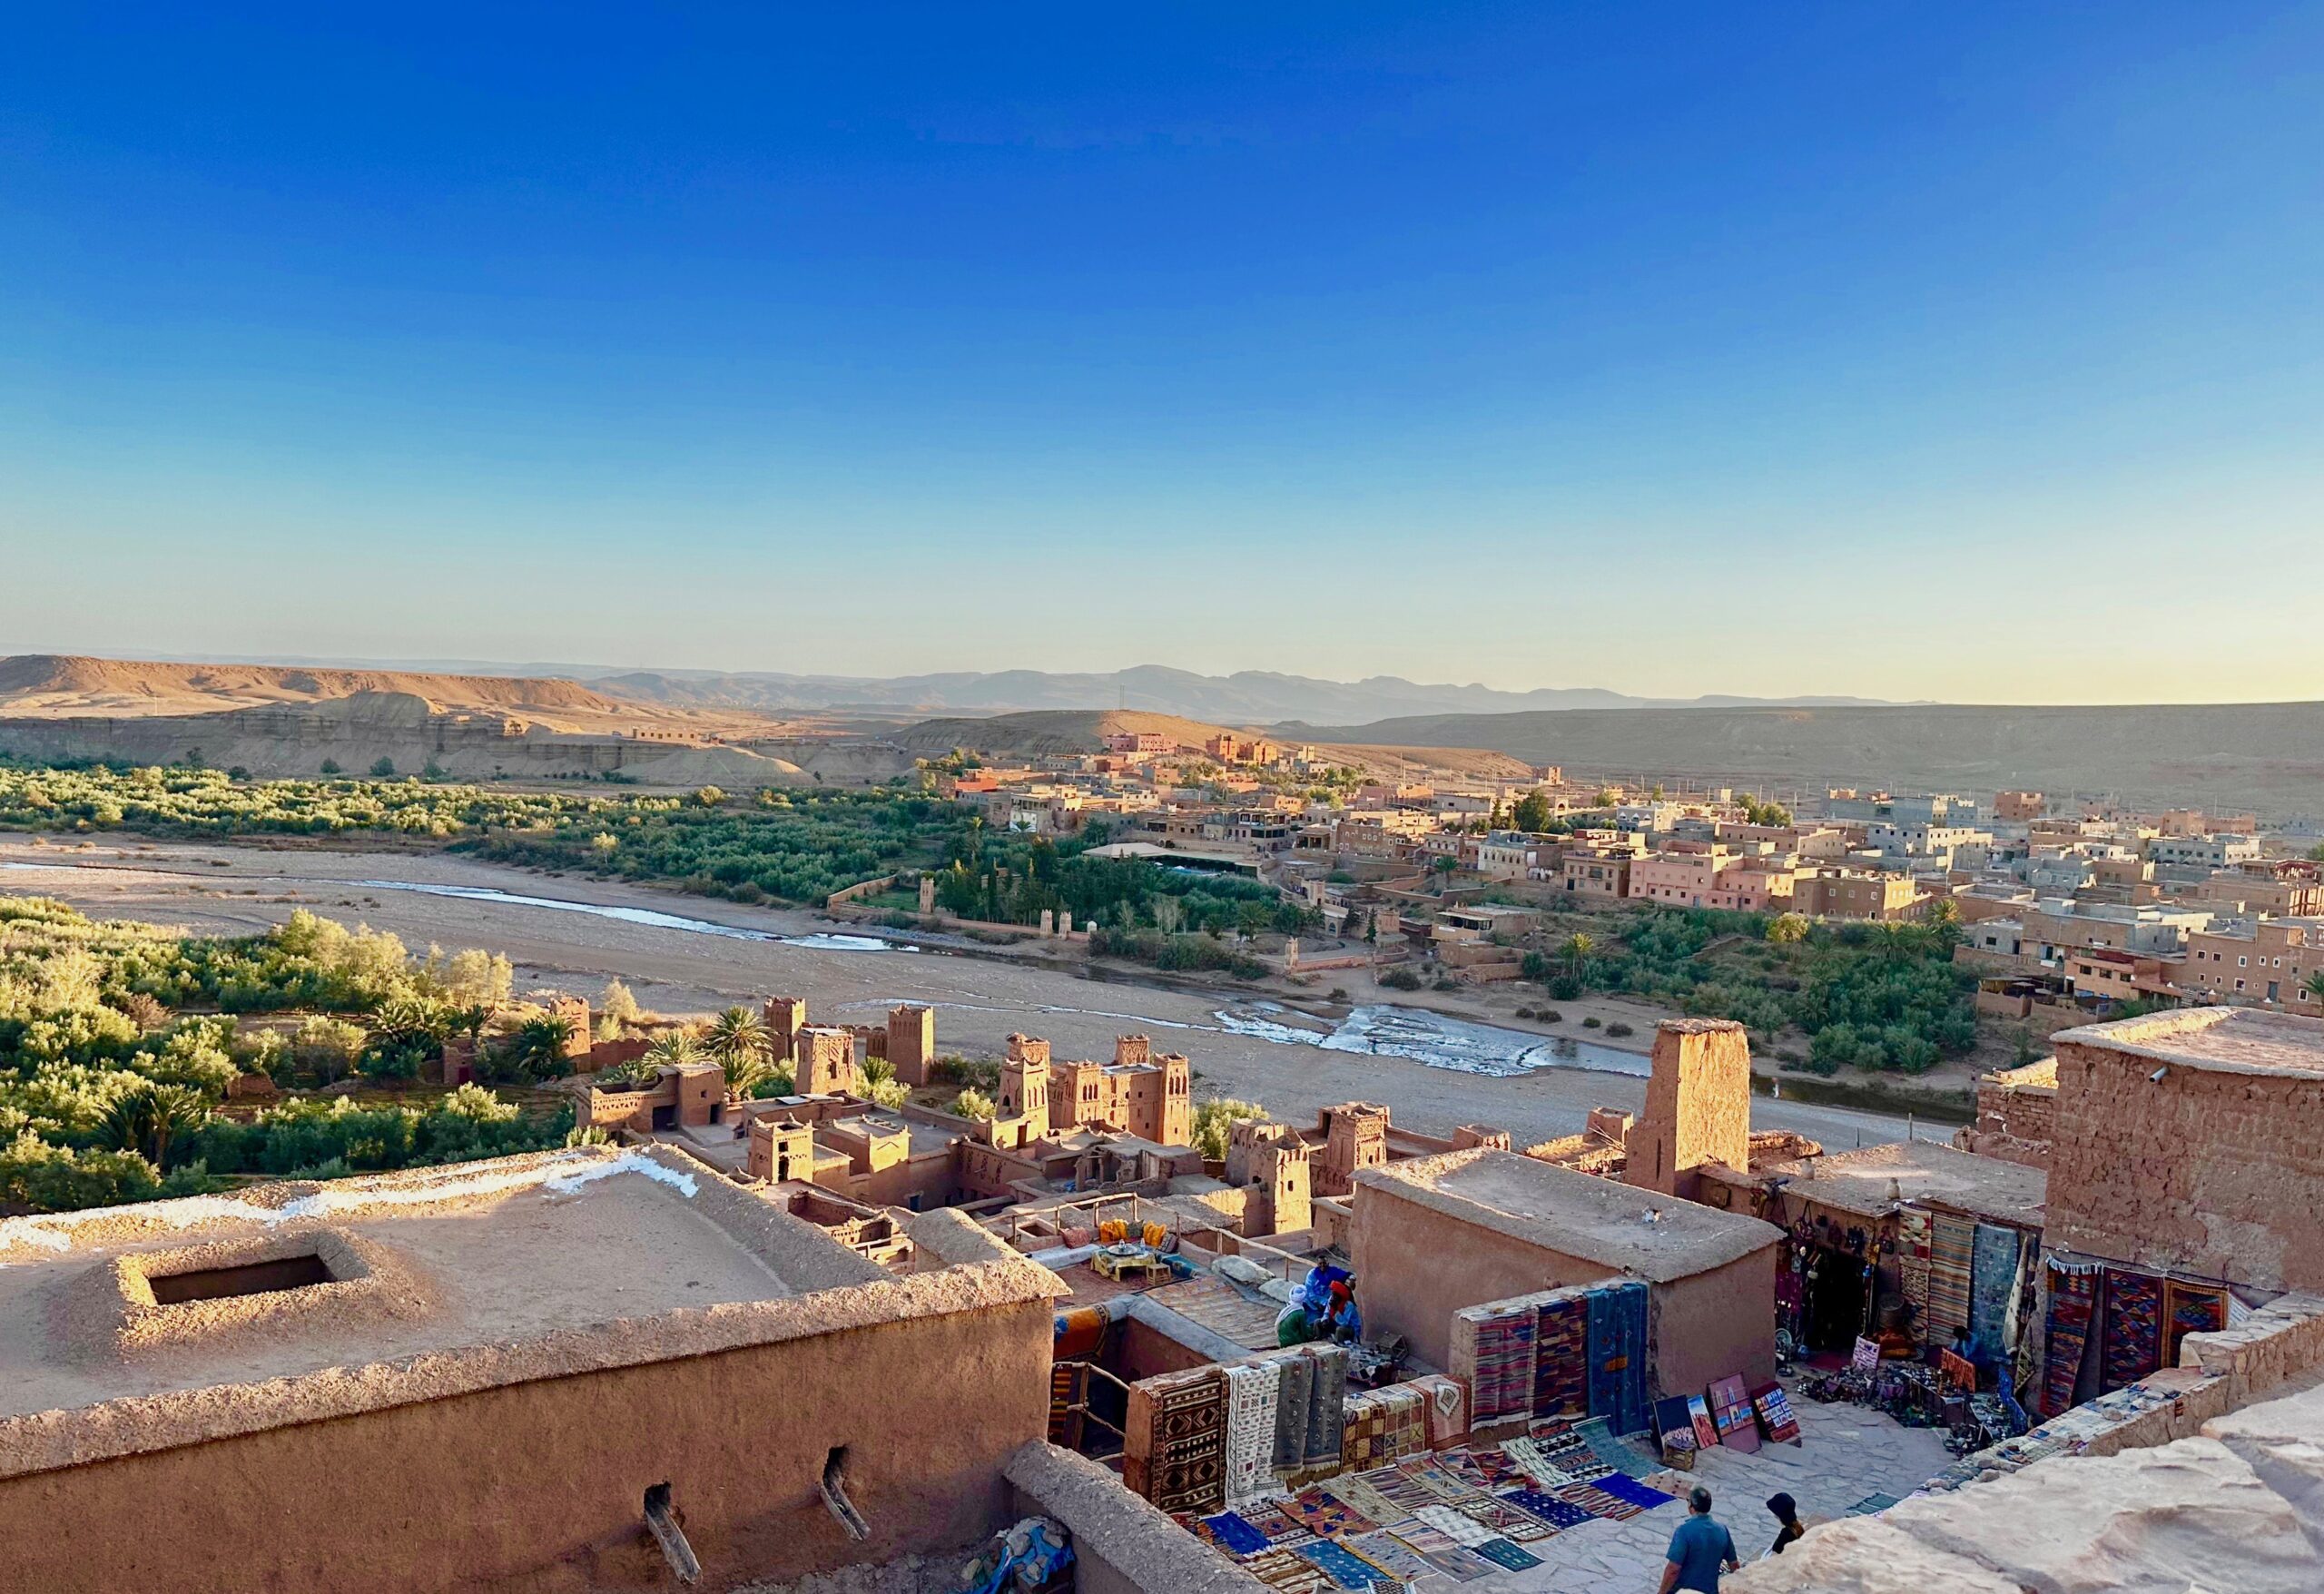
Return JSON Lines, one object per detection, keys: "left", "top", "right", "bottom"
{"left": 2047, "top": 1037, "right": 2324, "bottom": 1292}
{"left": 1006, "top": 1442, "right": 1268, "bottom": 1594}
{"left": 850, "top": 1149, "right": 960, "bottom": 1212}
{"left": 1352, "top": 1185, "right": 1776, "bottom": 1395}
{"left": 1649, "top": 1245, "right": 1778, "bottom": 1394}
{"left": 1354, "top": 1186, "right": 1574, "bottom": 1370}
{"left": 1955, "top": 1064, "right": 2056, "bottom": 1169}
{"left": 1117, "top": 1313, "right": 1216, "bottom": 1381}
{"left": 0, "top": 1294, "right": 1055, "bottom": 1594}
{"left": 1625, "top": 1019, "right": 1751, "bottom": 1196}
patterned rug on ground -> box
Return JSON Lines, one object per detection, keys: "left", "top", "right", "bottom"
{"left": 1294, "top": 1538, "right": 1385, "bottom": 1591}
{"left": 1244, "top": 1547, "right": 1333, "bottom": 1591}
{"left": 1284, "top": 1488, "right": 1378, "bottom": 1540}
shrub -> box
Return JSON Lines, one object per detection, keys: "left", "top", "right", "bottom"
{"left": 1604, "top": 1021, "right": 1634, "bottom": 1038}
{"left": 931, "top": 1055, "right": 1000, "bottom": 1091}
{"left": 0, "top": 1132, "right": 160, "bottom": 1211}
{"left": 1582, "top": 1016, "right": 1602, "bottom": 1028}
{"left": 1190, "top": 1097, "right": 1267, "bottom": 1161}
{"left": 950, "top": 1088, "right": 996, "bottom": 1121}
{"left": 1379, "top": 968, "right": 1424, "bottom": 991}
{"left": 1539, "top": 1009, "right": 1562, "bottom": 1023}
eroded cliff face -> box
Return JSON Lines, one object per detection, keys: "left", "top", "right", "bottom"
{"left": 0, "top": 693, "right": 910, "bottom": 785}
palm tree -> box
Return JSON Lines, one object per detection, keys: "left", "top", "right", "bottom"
{"left": 702, "top": 1007, "right": 772, "bottom": 1096}
{"left": 1868, "top": 922, "right": 1916, "bottom": 962}
{"left": 644, "top": 1029, "right": 702, "bottom": 1071}
{"left": 2307, "top": 969, "right": 2324, "bottom": 1009}
{"left": 719, "top": 1051, "right": 770, "bottom": 1097}
{"left": 1561, "top": 933, "right": 1595, "bottom": 981}
{"left": 364, "top": 995, "right": 448, "bottom": 1052}
{"left": 101, "top": 1081, "right": 210, "bottom": 1168}
{"left": 507, "top": 1014, "right": 577, "bottom": 1081}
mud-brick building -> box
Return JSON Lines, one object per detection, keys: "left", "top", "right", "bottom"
{"left": 1351, "top": 1145, "right": 1784, "bottom": 1397}
{"left": 2047, "top": 1007, "right": 2324, "bottom": 1294}
{"left": 0, "top": 1146, "right": 1255, "bottom": 1594}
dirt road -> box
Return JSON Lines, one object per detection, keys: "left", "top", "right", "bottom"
{"left": 0, "top": 836, "right": 1920, "bottom": 1152}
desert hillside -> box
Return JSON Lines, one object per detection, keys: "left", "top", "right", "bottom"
{"left": 0, "top": 654, "right": 911, "bottom": 786}
{"left": 894, "top": 709, "right": 1230, "bottom": 758}
{"left": 0, "top": 654, "right": 652, "bottom": 725}
{"left": 1278, "top": 702, "right": 2324, "bottom": 815}
{"left": 896, "top": 707, "right": 1533, "bottom": 782}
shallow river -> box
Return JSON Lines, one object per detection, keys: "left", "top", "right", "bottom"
{"left": 4, "top": 859, "right": 1647, "bottom": 1081}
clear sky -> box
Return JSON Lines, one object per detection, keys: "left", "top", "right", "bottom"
{"left": 4, "top": 5, "right": 2319, "bottom": 703}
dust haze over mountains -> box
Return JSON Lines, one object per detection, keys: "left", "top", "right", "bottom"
{"left": 1, "top": 654, "right": 2317, "bottom": 816}
{"left": 12, "top": 653, "right": 1904, "bottom": 722}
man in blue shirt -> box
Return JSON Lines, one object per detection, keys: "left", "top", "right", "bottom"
{"left": 1659, "top": 1486, "right": 1740, "bottom": 1593}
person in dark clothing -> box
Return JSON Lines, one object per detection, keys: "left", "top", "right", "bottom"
{"left": 1766, "top": 1492, "right": 1806, "bottom": 1556}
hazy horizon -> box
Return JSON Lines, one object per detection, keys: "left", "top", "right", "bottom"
{"left": 5, "top": 6, "right": 2320, "bottom": 704}
{"left": 13, "top": 643, "right": 2324, "bottom": 713}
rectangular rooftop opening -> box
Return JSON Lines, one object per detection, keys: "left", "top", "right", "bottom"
{"left": 147, "top": 1252, "right": 334, "bottom": 1305}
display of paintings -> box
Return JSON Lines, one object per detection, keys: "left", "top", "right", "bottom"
{"left": 1653, "top": 1395, "right": 1698, "bottom": 1459}
{"left": 1747, "top": 1382, "right": 1802, "bottom": 1445}
{"left": 1686, "top": 1394, "right": 1718, "bottom": 1451}
{"left": 1705, "top": 1375, "right": 1758, "bottom": 1452}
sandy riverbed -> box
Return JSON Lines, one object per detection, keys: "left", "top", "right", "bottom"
{"left": 0, "top": 836, "right": 1917, "bottom": 1151}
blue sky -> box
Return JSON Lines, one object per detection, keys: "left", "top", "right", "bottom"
{"left": 4, "top": 5, "right": 2319, "bottom": 702}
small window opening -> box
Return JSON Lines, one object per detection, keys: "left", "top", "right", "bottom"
{"left": 150, "top": 1253, "right": 333, "bottom": 1305}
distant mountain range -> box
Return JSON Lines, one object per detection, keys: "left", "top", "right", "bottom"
{"left": 71, "top": 654, "right": 1900, "bottom": 722}
{"left": 589, "top": 666, "right": 1907, "bottom": 722}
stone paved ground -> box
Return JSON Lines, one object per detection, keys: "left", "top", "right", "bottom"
{"left": 1464, "top": 1393, "right": 1955, "bottom": 1593}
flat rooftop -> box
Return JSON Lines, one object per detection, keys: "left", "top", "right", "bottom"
{"left": 0, "top": 1146, "right": 1059, "bottom": 1482}
{"left": 0, "top": 1149, "right": 881, "bottom": 1422}
{"left": 1754, "top": 1141, "right": 2048, "bottom": 1225}
{"left": 2055, "top": 1006, "right": 2324, "bottom": 1081}
{"left": 1357, "top": 1148, "right": 1781, "bottom": 1283}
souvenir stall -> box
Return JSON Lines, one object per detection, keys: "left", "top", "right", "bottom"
{"left": 2036, "top": 1254, "right": 2237, "bottom": 1416}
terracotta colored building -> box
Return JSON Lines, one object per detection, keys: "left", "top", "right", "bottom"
{"left": 1954, "top": 1057, "right": 2058, "bottom": 1169}
{"left": 1034, "top": 1033, "right": 1193, "bottom": 1148}
{"left": 2177, "top": 919, "right": 2322, "bottom": 1011}
{"left": 1351, "top": 1146, "right": 1783, "bottom": 1399}
{"left": 1560, "top": 845, "right": 1636, "bottom": 900}
{"left": 2046, "top": 1008, "right": 2324, "bottom": 1294}
{"left": 0, "top": 1146, "right": 1088, "bottom": 1594}
{"left": 1623, "top": 1019, "right": 1751, "bottom": 1197}
{"left": 1627, "top": 841, "right": 1742, "bottom": 908}
{"left": 1788, "top": 868, "right": 1926, "bottom": 921}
